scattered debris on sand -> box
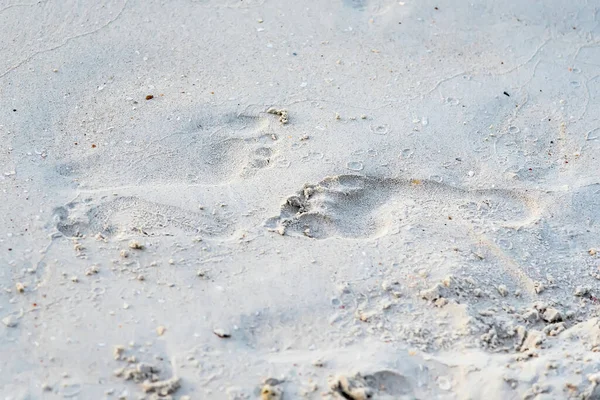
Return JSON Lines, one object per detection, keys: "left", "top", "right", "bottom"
{"left": 142, "top": 376, "right": 181, "bottom": 395}
{"left": 196, "top": 269, "right": 208, "bottom": 279}
{"left": 128, "top": 240, "right": 144, "bottom": 250}
{"left": 85, "top": 265, "right": 99, "bottom": 275}
{"left": 519, "top": 329, "right": 544, "bottom": 352}
{"left": 328, "top": 374, "right": 373, "bottom": 400}
{"left": 533, "top": 281, "right": 545, "bottom": 294}
{"left": 113, "top": 347, "right": 181, "bottom": 397}
{"left": 575, "top": 286, "right": 590, "bottom": 297}
{"left": 497, "top": 284, "right": 508, "bottom": 297}
{"left": 261, "top": 378, "right": 284, "bottom": 400}
{"left": 114, "top": 363, "right": 160, "bottom": 383}
{"left": 113, "top": 345, "right": 126, "bottom": 360}
{"left": 267, "top": 107, "right": 289, "bottom": 124}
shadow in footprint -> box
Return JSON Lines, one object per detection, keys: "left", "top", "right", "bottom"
{"left": 365, "top": 370, "right": 414, "bottom": 397}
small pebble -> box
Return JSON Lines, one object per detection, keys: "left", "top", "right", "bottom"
{"left": 128, "top": 240, "right": 144, "bottom": 250}
{"left": 213, "top": 328, "right": 231, "bottom": 338}
{"left": 574, "top": 286, "right": 590, "bottom": 297}
{"left": 497, "top": 285, "right": 508, "bottom": 297}
{"left": 2, "top": 315, "right": 18, "bottom": 327}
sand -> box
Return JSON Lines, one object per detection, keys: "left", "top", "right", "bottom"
{"left": 1, "top": 0, "right": 600, "bottom": 398}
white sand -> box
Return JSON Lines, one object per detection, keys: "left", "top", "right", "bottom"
{"left": 1, "top": 0, "right": 600, "bottom": 398}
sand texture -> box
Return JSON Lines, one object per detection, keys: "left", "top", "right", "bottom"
{"left": 2, "top": 0, "right": 600, "bottom": 398}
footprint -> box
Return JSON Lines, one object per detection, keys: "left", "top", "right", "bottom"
{"left": 364, "top": 370, "right": 414, "bottom": 397}
{"left": 265, "top": 175, "right": 535, "bottom": 239}
{"left": 51, "top": 195, "right": 235, "bottom": 238}
{"left": 240, "top": 145, "right": 275, "bottom": 177}
{"left": 54, "top": 112, "right": 277, "bottom": 186}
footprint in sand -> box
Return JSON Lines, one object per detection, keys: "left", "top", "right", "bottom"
{"left": 54, "top": 112, "right": 278, "bottom": 185}
{"left": 240, "top": 145, "right": 275, "bottom": 178}
{"left": 51, "top": 195, "right": 235, "bottom": 238}
{"left": 50, "top": 111, "right": 284, "bottom": 239}
{"left": 265, "top": 174, "right": 537, "bottom": 239}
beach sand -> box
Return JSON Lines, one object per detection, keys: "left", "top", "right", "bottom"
{"left": 2, "top": 0, "right": 600, "bottom": 398}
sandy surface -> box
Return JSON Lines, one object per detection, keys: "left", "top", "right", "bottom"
{"left": 2, "top": 0, "right": 600, "bottom": 398}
